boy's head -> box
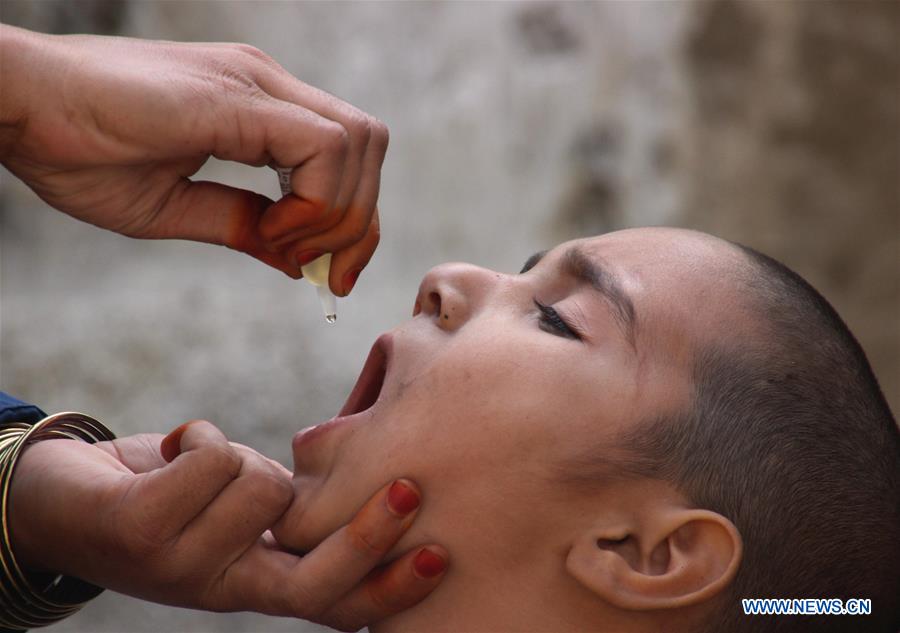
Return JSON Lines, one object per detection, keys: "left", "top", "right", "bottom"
{"left": 274, "top": 227, "right": 899, "bottom": 632}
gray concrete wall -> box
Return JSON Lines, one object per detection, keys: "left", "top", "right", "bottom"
{"left": 1, "top": 2, "right": 897, "bottom": 631}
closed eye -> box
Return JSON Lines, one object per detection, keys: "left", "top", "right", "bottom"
{"left": 534, "top": 299, "right": 582, "bottom": 340}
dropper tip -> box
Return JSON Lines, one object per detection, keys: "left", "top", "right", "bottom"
{"left": 317, "top": 285, "right": 338, "bottom": 325}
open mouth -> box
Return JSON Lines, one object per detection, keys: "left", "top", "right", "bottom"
{"left": 338, "top": 334, "right": 390, "bottom": 417}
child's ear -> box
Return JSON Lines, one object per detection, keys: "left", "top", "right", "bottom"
{"left": 565, "top": 508, "right": 742, "bottom": 611}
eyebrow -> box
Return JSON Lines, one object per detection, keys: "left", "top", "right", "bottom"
{"left": 523, "top": 247, "right": 638, "bottom": 346}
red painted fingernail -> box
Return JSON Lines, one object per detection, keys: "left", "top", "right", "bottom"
{"left": 413, "top": 548, "right": 447, "bottom": 578}
{"left": 296, "top": 250, "right": 325, "bottom": 267}
{"left": 160, "top": 421, "right": 198, "bottom": 462}
{"left": 387, "top": 480, "right": 420, "bottom": 516}
{"left": 342, "top": 266, "right": 364, "bottom": 296}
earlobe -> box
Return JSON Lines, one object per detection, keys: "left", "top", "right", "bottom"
{"left": 566, "top": 509, "right": 742, "bottom": 611}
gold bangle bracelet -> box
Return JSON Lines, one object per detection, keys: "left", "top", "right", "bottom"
{"left": 0, "top": 412, "right": 116, "bottom": 629}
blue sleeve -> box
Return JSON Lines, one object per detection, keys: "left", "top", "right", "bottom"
{"left": 0, "top": 393, "right": 46, "bottom": 632}
{"left": 0, "top": 392, "right": 46, "bottom": 426}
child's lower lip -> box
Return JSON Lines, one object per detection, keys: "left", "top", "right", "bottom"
{"left": 292, "top": 418, "right": 339, "bottom": 450}
{"left": 293, "top": 415, "right": 345, "bottom": 450}
{"left": 292, "top": 407, "right": 375, "bottom": 452}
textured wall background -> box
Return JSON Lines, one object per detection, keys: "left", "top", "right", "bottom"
{"left": 1, "top": 2, "right": 897, "bottom": 632}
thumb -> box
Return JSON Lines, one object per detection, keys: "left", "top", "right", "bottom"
{"left": 150, "top": 179, "right": 302, "bottom": 278}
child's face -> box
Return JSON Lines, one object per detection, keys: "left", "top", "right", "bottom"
{"left": 276, "top": 228, "right": 746, "bottom": 562}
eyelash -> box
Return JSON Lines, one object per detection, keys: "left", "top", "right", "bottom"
{"left": 534, "top": 299, "right": 581, "bottom": 340}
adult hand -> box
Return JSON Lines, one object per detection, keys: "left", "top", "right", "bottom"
{"left": 0, "top": 25, "right": 386, "bottom": 296}
{"left": 9, "top": 421, "right": 447, "bottom": 630}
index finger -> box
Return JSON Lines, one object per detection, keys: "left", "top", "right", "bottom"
{"left": 222, "top": 480, "right": 447, "bottom": 625}
{"left": 255, "top": 100, "right": 351, "bottom": 244}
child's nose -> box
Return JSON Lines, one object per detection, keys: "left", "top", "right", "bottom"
{"left": 414, "top": 263, "right": 497, "bottom": 331}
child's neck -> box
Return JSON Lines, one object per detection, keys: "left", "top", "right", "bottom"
{"left": 371, "top": 556, "right": 626, "bottom": 632}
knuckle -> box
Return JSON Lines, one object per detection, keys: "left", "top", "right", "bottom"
{"left": 345, "top": 114, "right": 372, "bottom": 145}
{"left": 231, "top": 43, "right": 273, "bottom": 64}
{"left": 346, "top": 225, "right": 368, "bottom": 244}
{"left": 270, "top": 473, "right": 295, "bottom": 505}
{"left": 320, "top": 121, "right": 351, "bottom": 156}
{"left": 207, "top": 61, "right": 258, "bottom": 94}
{"left": 198, "top": 443, "right": 243, "bottom": 479}
{"left": 351, "top": 222, "right": 369, "bottom": 243}
{"left": 369, "top": 220, "right": 381, "bottom": 249}
{"left": 346, "top": 521, "right": 388, "bottom": 559}
{"left": 245, "top": 470, "right": 293, "bottom": 513}
{"left": 341, "top": 215, "right": 371, "bottom": 243}
{"left": 369, "top": 118, "right": 390, "bottom": 153}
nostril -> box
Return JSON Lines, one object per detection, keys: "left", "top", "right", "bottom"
{"left": 428, "top": 291, "right": 442, "bottom": 317}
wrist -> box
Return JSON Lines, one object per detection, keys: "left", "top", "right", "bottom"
{"left": 7, "top": 440, "right": 59, "bottom": 572}
{"left": 0, "top": 413, "right": 114, "bottom": 629}
{"left": 3, "top": 417, "right": 118, "bottom": 573}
